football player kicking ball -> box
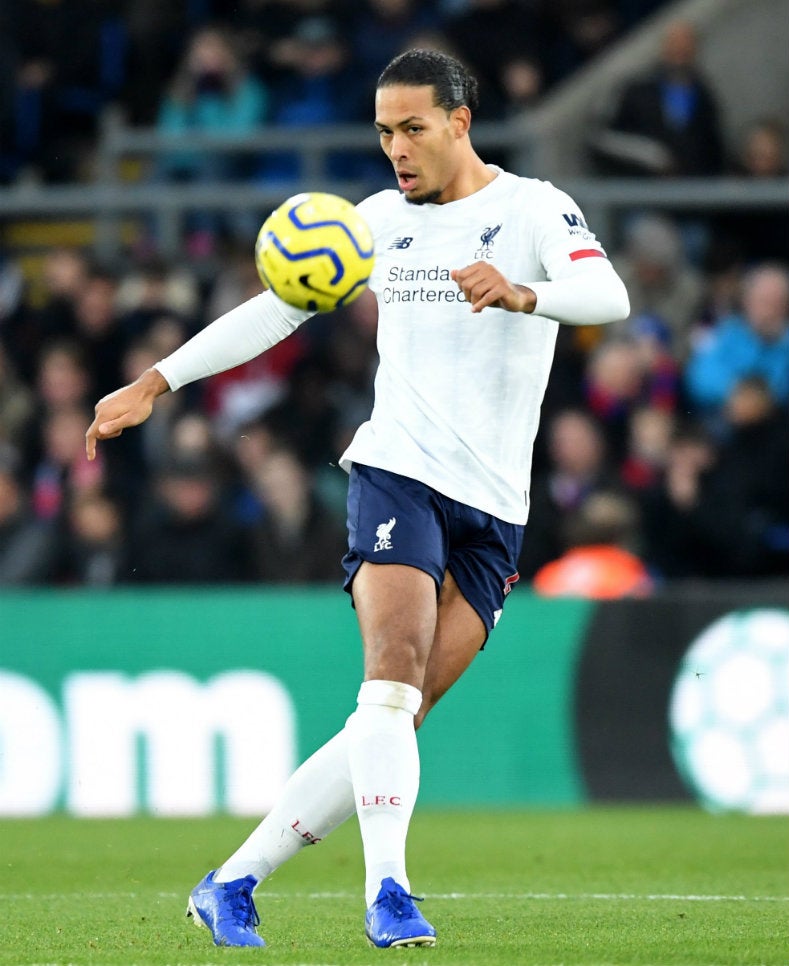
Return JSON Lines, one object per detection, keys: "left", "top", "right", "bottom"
{"left": 86, "top": 49, "right": 629, "bottom": 949}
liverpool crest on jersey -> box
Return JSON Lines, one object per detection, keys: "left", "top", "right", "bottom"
{"left": 474, "top": 224, "right": 502, "bottom": 260}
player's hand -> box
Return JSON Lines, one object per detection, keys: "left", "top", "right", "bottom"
{"left": 451, "top": 263, "right": 537, "bottom": 314}
{"left": 85, "top": 367, "right": 169, "bottom": 460}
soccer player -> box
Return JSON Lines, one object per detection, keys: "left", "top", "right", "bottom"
{"left": 85, "top": 49, "right": 629, "bottom": 949}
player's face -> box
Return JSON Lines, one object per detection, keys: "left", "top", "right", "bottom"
{"left": 374, "top": 84, "right": 467, "bottom": 205}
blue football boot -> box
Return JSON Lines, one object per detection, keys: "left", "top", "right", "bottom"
{"left": 186, "top": 869, "right": 266, "bottom": 947}
{"left": 365, "top": 877, "right": 437, "bottom": 948}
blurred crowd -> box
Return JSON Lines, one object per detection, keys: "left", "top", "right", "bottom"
{"left": 1, "top": 0, "right": 672, "bottom": 185}
{"left": 0, "top": 0, "right": 787, "bottom": 594}
{"left": 1, "top": 224, "right": 787, "bottom": 591}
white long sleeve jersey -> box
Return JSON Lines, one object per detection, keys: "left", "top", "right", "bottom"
{"left": 156, "top": 166, "right": 629, "bottom": 524}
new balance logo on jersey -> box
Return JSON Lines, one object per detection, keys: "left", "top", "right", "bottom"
{"left": 474, "top": 223, "right": 502, "bottom": 259}
{"left": 374, "top": 517, "right": 396, "bottom": 551}
{"left": 388, "top": 237, "right": 413, "bottom": 249}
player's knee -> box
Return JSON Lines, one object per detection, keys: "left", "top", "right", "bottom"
{"left": 364, "top": 635, "right": 430, "bottom": 685}
{"left": 357, "top": 679, "right": 422, "bottom": 716}
{"left": 413, "top": 690, "right": 438, "bottom": 730}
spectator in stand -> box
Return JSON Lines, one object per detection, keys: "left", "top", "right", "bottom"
{"left": 542, "top": 0, "right": 621, "bottom": 86}
{"left": 685, "top": 263, "right": 789, "bottom": 419}
{"left": 499, "top": 54, "right": 545, "bottom": 114}
{"left": 592, "top": 18, "right": 724, "bottom": 177}
{"left": 610, "top": 214, "right": 705, "bottom": 358}
{"left": 322, "top": 289, "right": 378, "bottom": 430}
{"left": 129, "top": 454, "right": 254, "bottom": 583}
{"left": 584, "top": 338, "right": 644, "bottom": 460}
{"left": 270, "top": 13, "right": 353, "bottom": 122}
{"left": 0, "top": 343, "right": 35, "bottom": 451}
{"left": 533, "top": 490, "right": 653, "bottom": 598}
{"left": 640, "top": 421, "right": 721, "bottom": 578}
{"left": 6, "top": 0, "right": 128, "bottom": 182}
{"left": 706, "top": 376, "right": 789, "bottom": 576}
{"left": 2, "top": 247, "right": 88, "bottom": 383}
{"left": 230, "top": 418, "right": 279, "bottom": 518}
{"left": 72, "top": 266, "right": 128, "bottom": 400}
{"left": 445, "top": 0, "right": 545, "bottom": 116}
{"left": 123, "top": 0, "right": 229, "bottom": 124}
{"left": 619, "top": 404, "right": 675, "bottom": 493}
{"left": 168, "top": 411, "right": 239, "bottom": 495}
{"left": 735, "top": 117, "right": 788, "bottom": 178}
{"left": 21, "top": 262, "right": 125, "bottom": 402}
{"left": 245, "top": 445, "right": 348, "bottom": 582}
{"left": 32, "top": 340, "right": 93, "bottom": 463}
{"left": 146, "top": 315, "right": 198, "bottom": 371}
{"left": 206, "top": 242, "right": 267, "bottom": 320}
{"left": 258, "top": 15, "right": 366, "bottom": 180}
{"left": 352, "top": 0, "right": 440, "bottom": 101}
{"left": 695, "top": 240, "right": 746, "bottom": 331}
{"left": 57, "top": 490, "right": 128, "bottom": 586}
{"left": 260, "top": 353, "right": 344, "bottom": 472}
{"left": 628, "top": 313, "right": 681, "bottom": 408}
{"left": 642, "top": 378, "right": 789, "bottom": 579}
{"left": 34, "top": 339, "right": 91, "bottom": 403}
{"left": 155, "top": 25, "right": 270, "bottom": 251}
{"left": 583, "top": 328, "right": 679, "bottom": 461}
{"left": 38, "top": 247, "right": 90, "bottom": 327}
{"left": 519, "top": 408, "right": 617, "bottom": 578}
{"left": 233, "top": 0, "right": 354, "bottom": 87}
{"left": 115, "top": 256, "right": 201, "bottom": 341}
{"left": 0, "top": 447, "right": 58, "bottom": 584}
{"left": 715, "top": 117, "right": 789, "bottom": 264}
{"left": 30, "top": 405, "right": 107, "bottom": 523}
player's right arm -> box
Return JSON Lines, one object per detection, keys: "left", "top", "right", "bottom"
{"left": 85, "top": 290, "right": 313, "bottom": 459}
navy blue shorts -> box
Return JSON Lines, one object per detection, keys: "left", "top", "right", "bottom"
{"left": 342, "top": 464, "right": 524, "bottom": 639}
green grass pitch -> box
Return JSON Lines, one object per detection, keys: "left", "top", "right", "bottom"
{"left": 2, "top": 807, "right": 786, "bottom": 966}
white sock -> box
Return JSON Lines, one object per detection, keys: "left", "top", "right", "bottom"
{"left": 346, "top": 679, "right": 422, "bottom": 906}
{"left": 215, "top": 729, "right": 354, "bottom": 883}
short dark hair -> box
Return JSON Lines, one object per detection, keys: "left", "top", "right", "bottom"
{"left": 377, "top": 48, "right": 479, "bottom": 114}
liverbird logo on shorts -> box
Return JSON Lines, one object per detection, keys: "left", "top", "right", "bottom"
{"left": 373, "top": 517, "right": 397, "bottom": 552}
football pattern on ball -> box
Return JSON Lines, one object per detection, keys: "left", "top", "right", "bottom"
{"left": 255, "top": 192, "right": 375, "bottom": 313}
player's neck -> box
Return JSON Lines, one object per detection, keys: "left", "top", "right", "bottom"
{"left": 439, "top": 153, "right": 497, "bottom": 204}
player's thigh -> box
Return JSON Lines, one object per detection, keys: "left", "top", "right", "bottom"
{"left": 416, "top": 516, "right": 523, "bottom": 726}
{"left": 416, "top": 570, "right": 486, "bottom": 728}
{"left": 344, "top": 463, "right": 451, "bottom": 688}
{"left": 352, "top": 560, "right": 438, "bottom": 688}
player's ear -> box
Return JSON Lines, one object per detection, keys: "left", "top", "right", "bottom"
{"left": 451, "top": 105, "right": 471, "bottom": 138}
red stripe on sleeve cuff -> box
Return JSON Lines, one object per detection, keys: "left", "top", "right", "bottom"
{"left": 569, "top": 249, "right": 607, "bottom": 261}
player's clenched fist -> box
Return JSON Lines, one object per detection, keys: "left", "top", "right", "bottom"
{"left": 450, "top": 263, "right": 537, "bottom": 314}
{"left": 85, "top": 367, "right": 169, "bottom": 460}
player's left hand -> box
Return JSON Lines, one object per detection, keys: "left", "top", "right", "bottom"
{"left": 451, "top": 263, "right": 537, "bottom": 314}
